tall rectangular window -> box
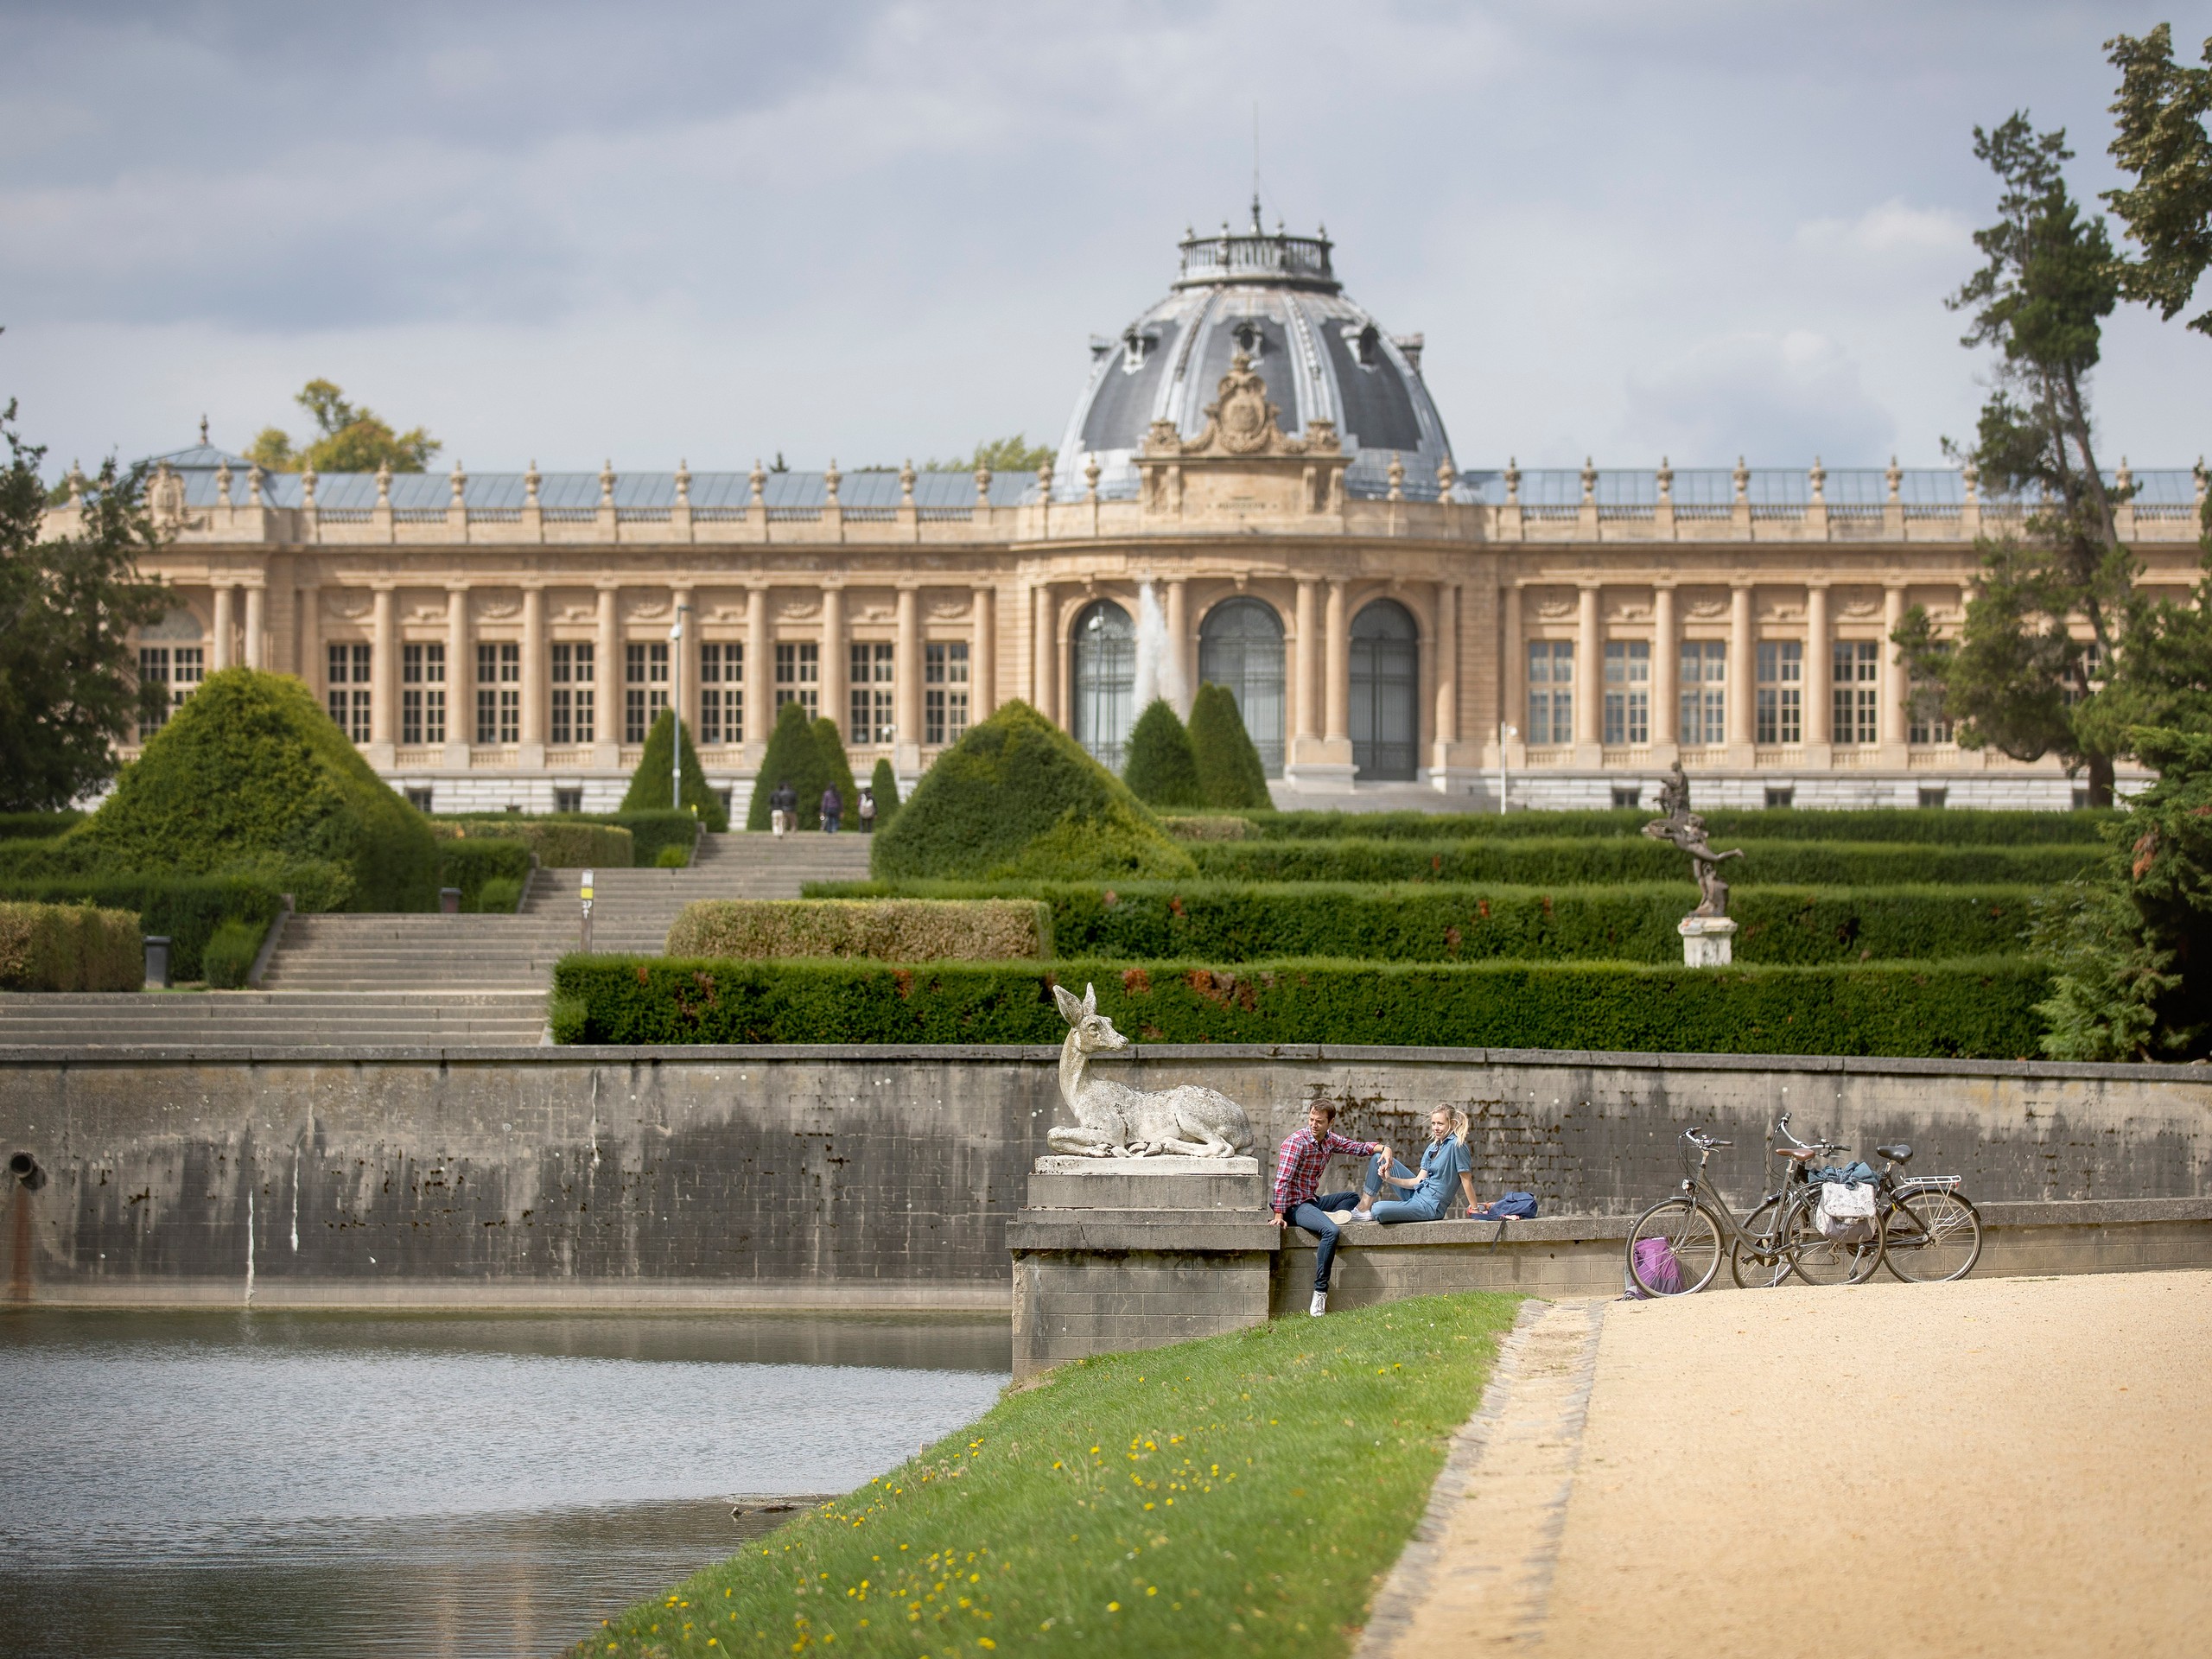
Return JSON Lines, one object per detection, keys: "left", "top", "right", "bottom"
{"left": 550, "top": 642, "right": 594, "bottom": 746}
{"left": 1834, "top": 640, "right": 1880, "bottom": 744}
{"left": 401, "top": 642, "right": 446, "bottom": 745}
{"left": 1679, "top": 640, "right": 1726, "bottom": 746}
{"left": 849, "top": 641, "right": 894, "bottom": 745}
{"left": 1908, "top": 677, "right": 1953, "bottom": 745}
{"left": 1756, "top": 640, "right": 1802, "bottom": 745}
{"left": 925, "top": 641, "right": 969, "bottom": 746}
{"left": 475, "top": 641, "right": 519, "bottom": 744}
{"left": 625, "top": 640, "right": 668, "bottom": 742}
{"left": 774, "top": 641, "right": 819, "bottom": 718}
{"left": 1601, "top": 640, "right": 1649, "bottom": 746}
{"left": 136, "top": 645, "right": 204, "bottom": 740}
{"left": 1525, "top": 640, "right": 1573, "bottom": 745}
{"left": 327, "top": 642, "right": 371, "bottom": 742}
{"left": 699, "top": 642, "right": 741, "bottom": 746}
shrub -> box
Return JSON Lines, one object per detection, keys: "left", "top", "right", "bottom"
{"left": 1188, "top": 682, "right": 1272, "bottom": 809}
{"left": 34, "top": 668, "right": 438, "bottom": 911}
{"left": 550, "top": 953, "right": 2050, "bottom": 1058}
{"left": 1160, "top": 814, "right": 1252, "bottom": 842}
{"left": 870, "top": 701, "right": 1194, "bottom": 882}
{"left": 0, "top": 901, "right": 143, "bottom": 991}
{"left": 654, "top": 843, "right": 690, "bottom": 868}
{"left": 1122, "top": 699, "right": 1204, "bottom": 807}
{"left": 201, "top": 918, "right": 264, "bottom": 988}
{"left": 747, "top": 700, "right": 825, "bottom": 831}
{"left": 868, "top": 757, "right": 901, "bottom": 830}
{"left": 0, "top": 810, "right": 83, "bottom": 842}
{"left": 607, "top": 810, "right": 695, "bottom": 867}
{"left": 665, "top": 898, "right": 1052, "bottom": 961}
{"left": 1190, "top": 837, "right": 2100, "bottom": 888}
{"left": 812, "top": 716, "right": 860, "bottom": 822}
{"left": 0, "top": 873, "right": 283, "bottom": 982}
{"left": 475, "top": 875, "right": 524, "bottom": 913}
{"left": 619, "top": 707, "right": 728, "bottom": 829}
{"left": 1247, "top": 806, "right": 2118, "bottom": 845}
{"left": 436, "top": 837, "right": 532, "bottom": 907}
{"left": 437, "top": 819, "right": 634, "bottom": 868}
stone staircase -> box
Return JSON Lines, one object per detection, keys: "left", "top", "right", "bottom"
{"left": 0, "top": 832, "right": 876, "bottom": 1048}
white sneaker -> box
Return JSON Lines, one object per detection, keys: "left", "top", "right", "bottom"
{"left": 1309, "top": 1291, "right": 1327, "bottom": 1317}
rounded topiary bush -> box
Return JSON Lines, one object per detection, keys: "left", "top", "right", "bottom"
{"left": 810, "top": 718, "right": 860, "bottom": 824}
{"left": 620, "top": 708, "right": 728, "bottom": 830}
{"left": 1122, "top": 698, "right": 1204, "bottom": 808}
{"left": 1188, "top": 682, "right": 1273, "bottom": 809}
{"left": 868, "top": 757, "right": 901, "bottom": 830}
{"left": 745, "top": 700, "right": 855, "bottom": 831}
{"left": 53, "top": 668, "right": 438, "bottom": 911}
{"left": 200, "top": 918, "right": 264, "bottom": 988}
{"left": 870, "top": 700, "right": 1194, "bottom": 881}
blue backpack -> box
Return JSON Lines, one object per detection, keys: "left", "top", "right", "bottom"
{"left": 1473, "top": 1191, "right": 1538, "bottom": 1220}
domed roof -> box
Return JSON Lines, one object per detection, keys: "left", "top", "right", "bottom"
{"left": 1052, "top": 207, "right": 1455, "bottom": 503}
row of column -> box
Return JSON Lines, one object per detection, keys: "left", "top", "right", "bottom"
{"left": 206, "top": 582, "right": 267, "bottom": 671}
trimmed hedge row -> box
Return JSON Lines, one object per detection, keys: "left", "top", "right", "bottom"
{"left": 0, "top": 901, "right": 143, "bottom": 991}
{"left": 549, "top": 954, "right": 2050, "bottom": 1058}
{"left": 435, "top": 819, "right": 636, "bottom": 868}
{"left": 665, "top": 899, "right": 1052, "bottom": 962}
{"left": 429, "top": 810, "right": 692, "bottom": 868}
{"left": 0, "top": 810, "right": 84, "bottom": 842}
{"left": 807, "top": 880, "right": 2036, "bottom": 964}
{"left": 1189, "top": 837, "right": 2101, "bottom": 887}
{"left": 435, "top": 839, "right": 534, "bottom": 910}
{"left": 0, "top": 874, "right": 282, "bottom": 981}
{"left": 1246, "top": 807, "right": 2117, "bottom": 845}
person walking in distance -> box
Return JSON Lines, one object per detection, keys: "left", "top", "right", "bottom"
{"left": 858, "top": 786, "right": 876, "bottom": 835}
{"left": 819, "top": 782, "right": 842, "bottom": 834}
{"left": 1270, "top": 1100, "right": 1389, "bottom": 1317}
{"left": 768, "top": 779, "right": 797, "bottom": 839}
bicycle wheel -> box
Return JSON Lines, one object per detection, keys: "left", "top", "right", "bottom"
{"left": 1731, "top": 1196, "right": 1792, "bottom": 1289}
{"left": 1783, "top": 1194, "right": 1883, "bottom": 1286}
{"left": 1883, "top": 1189, "right": 1982, "bottom": 1283}
{"left": 1626, "top": 1197, "right": 1725, "bottom": 1296}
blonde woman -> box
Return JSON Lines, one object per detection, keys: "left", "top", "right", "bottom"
{"left": 1350, "top": 1106, "right": 1476, "bottom": 1224}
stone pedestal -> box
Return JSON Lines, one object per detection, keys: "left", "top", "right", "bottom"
{"left": 1007, "top": 1155, "right": 1276, "bottom": 1379}
{"left": 1679, "top": 915, "right": 1737, "bottom": 967}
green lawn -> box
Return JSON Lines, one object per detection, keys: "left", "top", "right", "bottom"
{"left": 572, "top": 1292, "right": 1521, "bottom": 1658}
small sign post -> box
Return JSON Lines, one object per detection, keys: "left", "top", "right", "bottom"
{"left": 580, "top": 868, "right": 594, "bottom": 954}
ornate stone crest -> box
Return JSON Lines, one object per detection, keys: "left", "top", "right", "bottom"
{"left": 1141, "top": 353, "right": 1338, "bottom": 461}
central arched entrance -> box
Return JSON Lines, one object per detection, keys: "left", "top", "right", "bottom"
{"left": 1071, "top": 599, "right": 1135, "bottom": 768}
{"left": 1350, "top": 599, "right": 1418, "bottom": 780}
{"left": 1197, "top": 597, "right": 1287, "bottom": 775}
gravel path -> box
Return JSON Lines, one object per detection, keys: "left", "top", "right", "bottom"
{"left": 1375, "top": 1269, "right": 2212, "bottom": 1658}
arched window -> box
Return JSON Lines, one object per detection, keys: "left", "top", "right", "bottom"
{"left": 1197, "top": 597, "right": 1287, "bottom": 776}
{"left": 1350, "top": 600, "right": 1418, "bottom": 780}
{"left": 1071, "top": 600, "right": 1135, "bottom": 768}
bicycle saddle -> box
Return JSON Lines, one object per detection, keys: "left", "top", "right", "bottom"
{"left": 1777, "top": 1146, "right": 1820, "bottom": 1161}
{"left": 1876, "top": 1143, "right": 1913, "bottom": 1164}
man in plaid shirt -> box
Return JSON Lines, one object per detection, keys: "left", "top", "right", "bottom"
{"left": 1272, "top": 1100, "right": 1389, "bottom": 1317}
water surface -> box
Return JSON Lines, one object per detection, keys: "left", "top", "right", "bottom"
{"left": 0, "top": 1308, "right": 1010, "bottom": 1657}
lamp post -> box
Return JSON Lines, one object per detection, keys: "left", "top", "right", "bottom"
{"left": 1498, "top": 722, "right": 1516, "bottom": 815}
{"left": 668, "top": 606, "right": 687, "bottom": 816}
{"left": 579, "top": 868, "right": 594, "bottom": 954}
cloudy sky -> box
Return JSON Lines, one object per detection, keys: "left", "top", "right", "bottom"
{"left": 2, "top": 1, "right": 2204, "bottom": 479}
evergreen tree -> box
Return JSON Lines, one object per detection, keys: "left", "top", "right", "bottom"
{"left": 1187, "top": 682, "right": 1272, "bottom": 809}
{"left": 868, "top": 756, "right": 901, "bottom": 830}
{"left": 811, "top": 716, "right": 859, "bottom": 823}
{"left": 746, "top": 699, "right": 823, "bottom": 830}
{"left": 1122, "top": 698, "right": 1204, "bottom": 807}
{"left": 619, "top": 707, "right": 728, "bottom": 829}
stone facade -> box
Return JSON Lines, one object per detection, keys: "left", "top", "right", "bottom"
{"left": 65, "top": 221, "right": 2208, "bottom": 815}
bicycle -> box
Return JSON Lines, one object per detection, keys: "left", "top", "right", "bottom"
{"left": 1868, "top": 1141, "right": 1983, "bottom": 1282}
{"left": 1730, "top": 1111, "right": 1885, "bottom": 1289}
{"left": 1627, "top": 1124, "right": 1884, "bottom": 1297}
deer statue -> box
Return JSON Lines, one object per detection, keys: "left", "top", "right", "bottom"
{"left": 1048, "top": 982, "right": 1255, "bottom": 1158}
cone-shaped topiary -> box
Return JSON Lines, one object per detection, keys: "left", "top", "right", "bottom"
{"left": 746, "top": 699, "right": 823, "bottom": 830}
{"left": 871, "top": 699, "right": 1195, "bottom": 880}
{"left": 810, "top": 717, "right": 860, "bottom": 826}
{"left": 868, "top": 757, "right": 901, "bottom": 830}
{"left": 1122, "top": 698, "right": 1205, "bottom": 808}
{"left": 620, "top": 707, "right": 728, "bottom": 830}
{"left": 50, "top": 667, "right": 438, "bottom": 910}
{"left": 1188, "top": 681, "right": 1273, "bottom": 809}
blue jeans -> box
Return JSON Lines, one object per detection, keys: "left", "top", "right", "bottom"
{"left": 1363, "top": 1154, "right": 1444, "bottom": 1225}
{"left": 823, "top": 814, "right": 841, "bottom": 833}
{"left": 1284, "top": 1195, "right": 1360, "bottom": 1292}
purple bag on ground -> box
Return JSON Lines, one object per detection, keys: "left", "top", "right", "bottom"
{"left": 1630, "top": 1236, "right": 1683, "bottom": 1296}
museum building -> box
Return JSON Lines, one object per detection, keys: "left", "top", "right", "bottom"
{"left": 75, "top": 213, "right": 2207, "bottom": 815}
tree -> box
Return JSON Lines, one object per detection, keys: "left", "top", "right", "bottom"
{"left": 925, "top": 435, "right": 1056, "bottom": 474}
{"left": 247, "top": 378, "right": 441, "bottom": 474}
{"left": 810, "top": 716, "right": 860, "bottom": 823}
{"left": 1187, "top": 682, "right": 1273, "bottom": 809}
{"left": 740, "top": 701, "right": 855, "bottom": 831}
{"left": 2104, "top": 25, "right": 2212, "bottom": 339}
{"left": 868, "top": 756, "right": 901, "bottom": 830}
{"left": 618, "top": 707, "right": 728, "bottom": 830}
{"left": 1893, "top": 115, "right": 2130, "bottom": 804}
{"left": 0, "top": 401, "right": 168, "bottom": 810}
{"left": 1122, "top": 698, "right": 1204, "bottom": 807}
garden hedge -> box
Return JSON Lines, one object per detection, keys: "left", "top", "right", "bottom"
{"left": 1246, "top": 806, "right": 2117, "bottom": 845}
{"left": 549, "top": 953, "right": 2050, "bottom": 1058}
{"left": 664, "top": 898, "right": 1052, "bottom": 961}
{"left": 1122, "top": 698, "right": 1204, "bottom": 808}
{"left": 871, "top": 700, "right": 1193, "bottom": 881}
{"left": 435, "top": 838, "right": 534, "bottom": 909}
{"left": 0, "top": 810, "right": 84, "bottom": 842}
{"left": 813, "top": 880, "right": 2036, "bottom": 964}
{"left": 1189, "top": 837, "right": 2101, "bottom": 887}
{"left": 436, "top": 818, "right": 635, "bottom": 868}
{"left": 0, "top": 901, "right": 143, "bottom": 991}
{"left": 430, "top": 810, "right": 690, "bottom": 867}
{"left": 620, "top": 706, "right": 729, "bottom": 829}
{"left": 1188, "top": 681, "right": 1272, "bottom": 809}
{"left": 0, "top": 874, "right": 282, "bottom": 981}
